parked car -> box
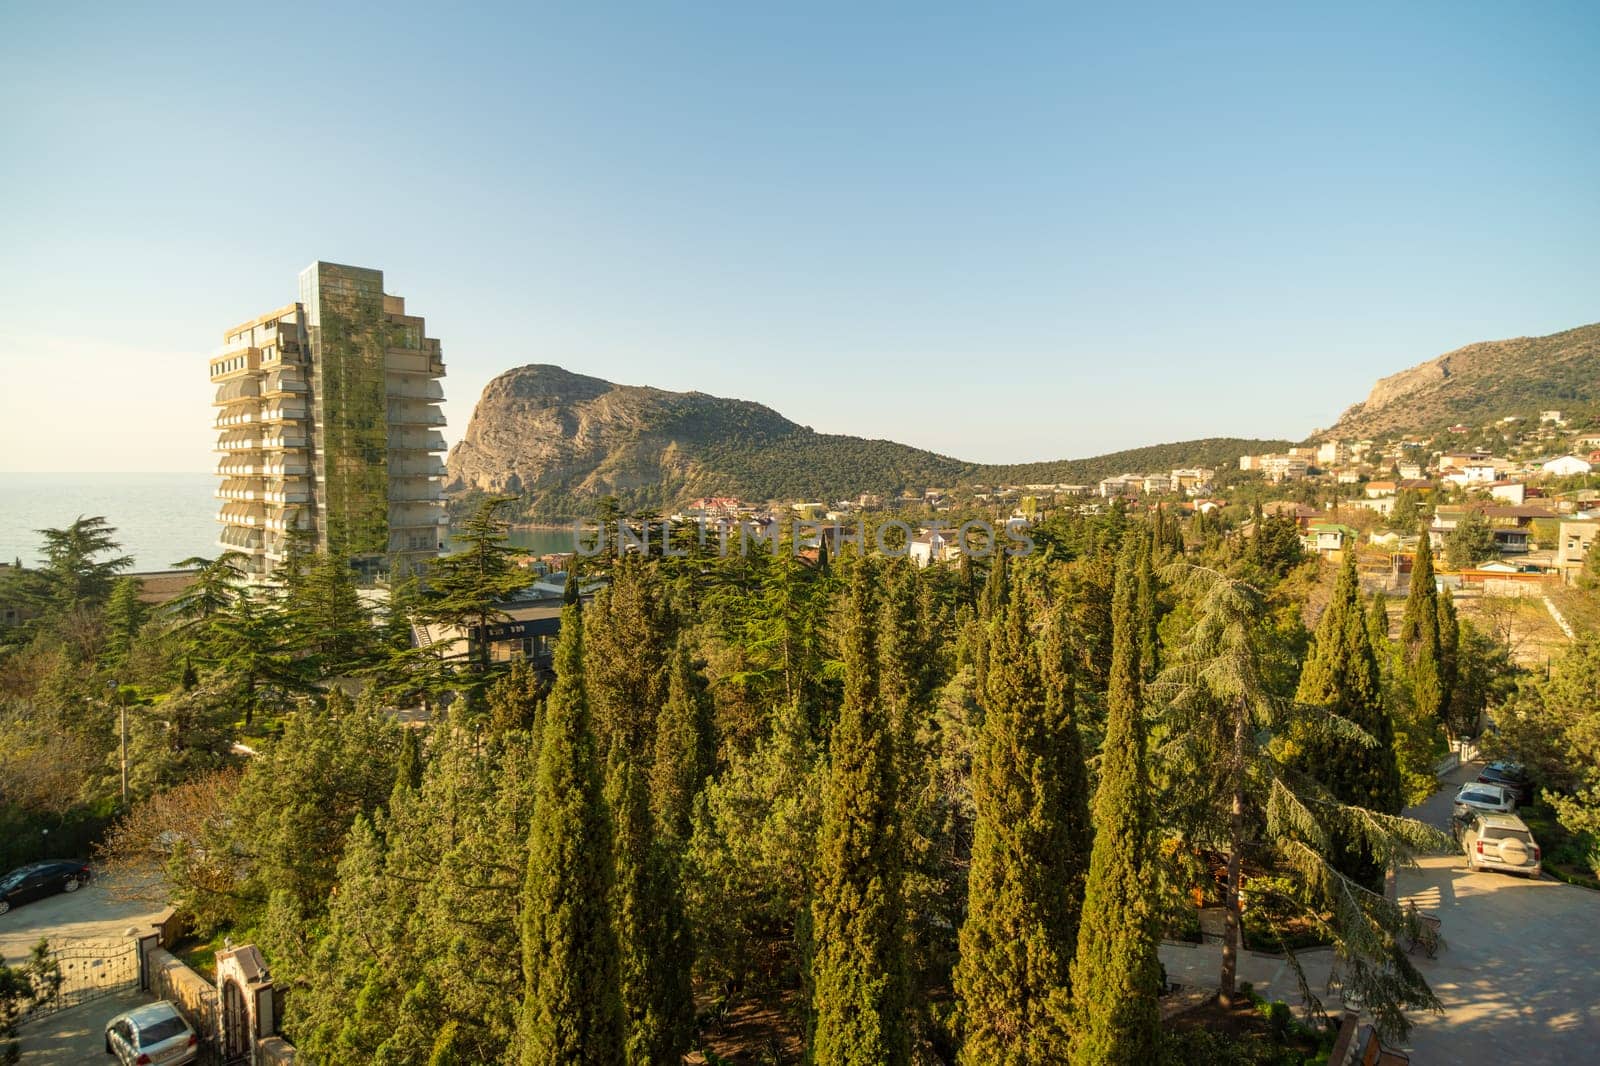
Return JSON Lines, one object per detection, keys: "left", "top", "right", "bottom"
{"left": 1455, "top": 810, "right": 1542, "bottom": 878}
{"left": 1476, "top": 761, "right": 1534, "bottom": 804}
{"left": 0, "top": 860, "right": 92, "bottom": 915}
{"left": 105, "top": 1000, "right": 200, "bottom": 1065}
{"left": 1452, "top": 782, "right": 1516, "bottom": 818}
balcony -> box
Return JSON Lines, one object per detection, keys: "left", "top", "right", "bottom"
{"left": 391, "top": 457, "right": 447, "bottom": 477}
{"left": 388, "top": 403, "right": 447, "bottom": 427}
{"left": 262, "top": 370, "right": 308, "bottom": 396}
{"left": 216, "top": 430, "right": 263, "bottom": 453}
{"left": 217, "top": 502, "right": 266, "bottom": 526}
{"left": 216, "top": 479, "right": 267, "bottom": 501}
{"left": 214, "top": 378, "right": 260, "bottom": 405}
{"left": 261, "top": 433, "right": 309, "bottom": 451}
{"left": 218, "top": 527, "right": 264, "bottom": 551}
{"left": 387, "top": 379, "right": 445, "bottom": 401}
{"left": 388, "top": 431, "right": 447, "bottom": 453}
{"left": 260, "top": 404, "right": 308, "bottom": 423}
{"left": 214, "top": 409, "right": 261, "bottom": 429}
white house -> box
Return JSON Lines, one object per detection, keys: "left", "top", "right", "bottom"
{"left": 908, "top": 529, "right": 962, "bottom": 568}
{"left": 1488, "top": 481, "right": 1527, "bottom": 505}
{"left": 1543, "top": 455, "right": 1594, "bottom": 477}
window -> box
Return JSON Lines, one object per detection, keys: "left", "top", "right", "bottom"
{"left": 1481, "top": 828, "right": 1533, "bottom": 844}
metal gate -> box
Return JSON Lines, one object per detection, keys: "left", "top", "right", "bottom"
{"left": 24, "top": 937, "right": 141, "bottom": 1019}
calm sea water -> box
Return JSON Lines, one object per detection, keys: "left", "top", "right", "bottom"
{"left": 0, "top": 472, "right": 218, "bottom": 571}
{"left": 0, "top": 473, "right": 575, "bottom": 571}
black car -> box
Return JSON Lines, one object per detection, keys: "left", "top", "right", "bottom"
{"left": 1476, "top": 761, "right": 1534, "bottom": 805}
{"left": 0, "top": 860, "right": 92, "bottom": 915}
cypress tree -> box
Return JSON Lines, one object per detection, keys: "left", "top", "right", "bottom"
{"left": 1295, "top": 553, "right": 1403, "bottom": 888}
{"left": 953, "top": 593, "right": 1084, "bottom": 1064}
{"left": 650, "top": 640, "right": 716, "bottom": 847}
{"left": 607, "top": 747, "right": 695, "bottom": 1066}
{"left": 809, "top": 563, "right": 909, "bottom": 1066}
{"left": 394, "top": 725, "right": 423, "bottom": 798}
{"left": 1135, "top": 538, "right": 1160, "bottom": 684}
{"left": 1436, "top": 588, "right": 1460, "bottom": 722}
{"left": 1068, "top": 556, "right": 1161, "bottom": 1066}
{"left": 1297, "top": 552, "right": 1402, "bottom": 812}
{"left": 1367, "top": 591, "right": 1390, "bottom": 649}
{"left": 519, "top": 605, "right": 624, "bottom": 1064}
{"left": 1399, "top": 536, "right": 1446, "bottom": 721}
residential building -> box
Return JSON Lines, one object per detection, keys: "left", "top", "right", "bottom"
{"left": 1365, "top": 480, "right": 1397, "bottom": 499}
{"left": 1555, "top": 521, "right": 1598, "bottom": 584}
{"left": 1541, "top": 410, "right": 1566, "bottom": 424}
{"left": 1397, "top": 461, "right": 1424, "bottom": 480}
{"left": 1302, "top": 523, "right": 1357, "bottom": 555}
{"left": 1316, "top": 441, "right": 1348, "bottom": 466}
{"left": 1169, "top": 467, "right": 1216, "bottom": 495}
{"left": 908, "top": 528, "right": 962, "bottom": 567}
{"left": 211, "top": 262, "right": 447, "bottom": 584}
{"left": 1259, "top": 455, "right": 1310, "bottom": 482}
{"left": 1098, "top": 475, "right": 1140, "bottom": 498}
{"left": 1488, "top": 481, "right": 1527, "bottom": 505}
{"left": 1543, "top": 455, "right": 1594, "bottom": 477}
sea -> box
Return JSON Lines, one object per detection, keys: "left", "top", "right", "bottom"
{"left": 0, "top": 473, "right": 575, "bottom": 571}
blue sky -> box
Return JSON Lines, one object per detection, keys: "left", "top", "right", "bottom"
{"left": 2, "top": 2, "right": 1596, "bottom": 471}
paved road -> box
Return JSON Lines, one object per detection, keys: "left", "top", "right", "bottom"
{"left": 1161, "top": 764, "right": 1600, "bottom": 1064}
{"left": 16, "top": 987, "right": 151, "bottom": 1064}
{"left": 1396, "top": 764, "right": 1600, "bottom": 1064}
{"left": 0, "top": 879, "right": 167, "bottom": 961}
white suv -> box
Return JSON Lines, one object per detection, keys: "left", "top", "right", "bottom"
{"left": 1455, "top": 810, "right": 1542, "bottom": 879}
{"left": 1452, "top": 782, "right": 1516, "bottom": 818}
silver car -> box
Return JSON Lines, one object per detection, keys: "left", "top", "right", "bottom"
{"left": 105, "top": 1000, "right": 199, "bottom": 1065}
{"left": 1457, "top": 810, "right": 1543, "bottom": 879}
{"left": 1452, "top": 782, "right": 1515, "bottom": 818}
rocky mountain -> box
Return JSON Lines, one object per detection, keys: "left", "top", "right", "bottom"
{"left": 1317, "top": 322, "right": 1600, "bottom": 441}
{"left": 445, "top": 365, "right": 1286, "bottom": 518}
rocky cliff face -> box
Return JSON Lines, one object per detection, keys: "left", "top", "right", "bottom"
{"left": 1321, "top": 322, "right": 1600, "bottom": 440}
{"left": 445, "top": 365, "right": 823, "bottom": 514}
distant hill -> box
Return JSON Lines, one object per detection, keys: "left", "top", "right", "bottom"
{"left": 1317, "top": 322, "right": 1600, "bottom": 441}
{"left": 445, "top": 365, "right": 1287, "bottom": 518}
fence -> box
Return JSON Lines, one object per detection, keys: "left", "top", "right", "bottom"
{"left": 23, "top": 937, "right": 140, "bottom": 1020}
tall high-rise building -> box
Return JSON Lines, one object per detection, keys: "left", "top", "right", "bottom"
{"left": 211, "top": 262, "right": 447, "bottom": 583}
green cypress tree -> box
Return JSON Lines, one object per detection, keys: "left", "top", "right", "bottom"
{"left": 1295, "top": 553, "right": 1403, "bottom": 888}
{"left": 1135, "top": 537, "right": 1160, "bottom": 684}
{"left": 954, "top": 593, "right": 1085, "bottom": 1064}
{"left": 1068, "top": 554, "right": 1161, "bottom": 1066}
{"left": 102, "top": 575, "right": 148, "bottom": 671}
{"left": 1436, "top": 588, "right": 1460, "bottom": 721}
{"left": 394, "top": 724, "right": 424, "bottom": 799}
{"left": 607, "top": 747, "right": 696, "bottom": 1065}
{"left": 1297, "top": 552, "right": 1402, "bottom": 812}
{"left": 519, "top": 605, "right": 624, "bottom": 1064}
{"left": 1367, "top": 591, "right": 1390, "bottom": 649}
{"left": 650, "top": 640, "right": 716, "bottom": 847}
{"left": 1399, "top": 536, "right": 1446, "bottom": 721}
{"left": 809, "top": 563, "right": 909, "bottom": 1066}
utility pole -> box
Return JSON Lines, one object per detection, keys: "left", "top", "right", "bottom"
{"left": 110, "top": 680, "right": 127, "bottom": 807}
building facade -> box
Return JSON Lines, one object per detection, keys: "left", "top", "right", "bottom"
{"left": 210, "top": 262, "right": 447, "bottom": 583}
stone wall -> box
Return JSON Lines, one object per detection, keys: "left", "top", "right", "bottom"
{"left": 258, "top": 1036, "right": 299, "bottom": 1064}
{"left": 143, "top": 945, "right": 219, "bottom": 1044}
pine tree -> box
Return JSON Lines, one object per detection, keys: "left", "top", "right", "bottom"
{"left": 421, "top": 497, "right": 533, "bottom": 674}
{"left": 584, "top": 558, "right": 673, "bottom": 757}
{"left": 102, "top": 575, "right": 148, "bottom": 670}
{"left": 809, "top": 563, "right": 909, "bottom": 1066}
{"left": 954, "top": 591, "right": 1086, "bottom": 1064}
{"left": 607, "top": 747, "right": 695, "bottom": 1065}
{"left": 1068, "top": 551, "right": 1161, "bottom": 1065}
{"left": 520, "top": 605, "right": 624, "bottom": 1064}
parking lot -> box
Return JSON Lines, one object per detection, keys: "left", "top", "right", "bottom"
{"left": 1397, "top": 764, "right": 1600, "bottom": 1064}
{"left": 3, "top": 879, "right": 168, "bottom": 1063}
{"left": 0, "top": 877, "right": 167, "bottom": 961}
